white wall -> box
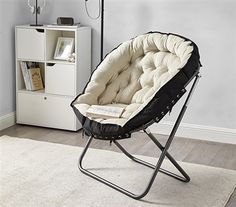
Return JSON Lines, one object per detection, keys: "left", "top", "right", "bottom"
{"left": 102, "top": 0, "right": 236, "bottom": 130}
{"left": 0, "top": 0, "right": 235, "bottom": 136}
{"left": 41, "top": 0, "right": 236, "bottom": 130}
{"left": 0, "top": 0, "right": 31, "bottom": 117}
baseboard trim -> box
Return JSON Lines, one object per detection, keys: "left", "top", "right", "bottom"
{"left": 148, "top": 121, "right": 236, "bottom": 145}
{"left": 0, "top": 112, "right": 16, "bottom": 131}
{"left": 1, "top": 113, "right": 235, "bottom": 145}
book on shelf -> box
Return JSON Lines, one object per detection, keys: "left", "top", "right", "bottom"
{"left": 86, "top": 105, "right": 125, "bottom": 119}
{"left": 20, "top": 62, "right": 44, "bottom": 91}
{"left": 20, "top": 61, "right": 32, "bottom": 90}
{"left": 28, "top": 68, "right": 44, "bottom": 91}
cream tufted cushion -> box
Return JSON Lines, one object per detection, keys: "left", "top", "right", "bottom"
{"left": 73, "top": 33, "right": 194, "bottom": 127}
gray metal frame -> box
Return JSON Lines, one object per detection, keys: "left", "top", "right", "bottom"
{"left": 78, "top": 73, "right": 201, "bottom": 200}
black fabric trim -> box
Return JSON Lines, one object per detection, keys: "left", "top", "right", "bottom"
{"left": 71, "top": 31, "right": 201, "bottom": 140}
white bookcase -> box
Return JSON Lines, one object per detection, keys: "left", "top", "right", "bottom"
{"left": 15, "top": 25, "right": 91, "bottom": 131}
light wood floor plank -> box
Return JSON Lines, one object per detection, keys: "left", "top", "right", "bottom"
{"left": 183, "top": 141, "right": 223, "bottom": 166}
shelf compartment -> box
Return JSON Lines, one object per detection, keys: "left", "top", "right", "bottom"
{"left": 16, "top": 61, "right": 45, "bottom": 91}
{"left": 46, "top": 30, "right": 76, "bottom": 61}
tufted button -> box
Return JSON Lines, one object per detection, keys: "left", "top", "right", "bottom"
{"left": 166, "top": 106, "right": 170, "bottom": 110}
{"left": 177, "top": 94, "right": 180, "bottom": 98}
{"left": 155, "top": 117, "right": 159, "bottom": 121}
{"left": 171, "top": 100, "right": 175, "bottom": 104}
{"left": 118, "top": 135, "right": 122, "bottom": 139}
{"left": 161, "top": 111, "right": 165, "bottom": 116}
{"left": 125, "top": 133, "right": 129, "bottom": 137}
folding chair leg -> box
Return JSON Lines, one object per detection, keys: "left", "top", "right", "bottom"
{"left": 79, "top": 135, "right": 175, "bottom": 199}
{"left": 78, "top": 74, "right": 201, "bottom": 199}
{"left": 79, "top": 135, "right": 148, "bottom": 199}
{"left": 144, "top": 129, "right": 190, "bottom": 182}
{"left": 79, "top": 134, "right": 188, "bottom": 199}
{"left": 113, "top": 134, "right": 190, "bottom": 182}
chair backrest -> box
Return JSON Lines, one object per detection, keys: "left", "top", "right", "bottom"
{"left": 76, "top": 32, "right": 200, "bottom": 105}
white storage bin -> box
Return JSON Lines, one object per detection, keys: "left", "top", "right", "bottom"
{"left": 45, "top": 63, "right": 75, "bottom": 96}
{"left": 17, "top": 92, "right": 78, "bottom": 130}
{"left": 16, "top": 28, "right": 45, "bottom": 60}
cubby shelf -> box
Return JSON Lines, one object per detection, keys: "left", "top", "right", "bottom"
{"left": 46, "top": 60, "right": 76, "bottom": 65}
{"left": 15, "top": 25, "right": 91, "bottom": 131}
{"left": 18, "top": 89, "right": 45, "bottom": 94}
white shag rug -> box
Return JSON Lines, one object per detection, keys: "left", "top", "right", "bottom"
{"left": 0, "top": 135, "right": 235, "bottom": 207}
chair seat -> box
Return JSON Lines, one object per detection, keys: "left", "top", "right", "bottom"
{"left": 73, "top": 102, "right": 143, "bottom": 126}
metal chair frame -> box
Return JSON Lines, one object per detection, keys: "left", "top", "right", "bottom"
{"left": 78, "top": 73, "right": 201, "bottom": 200}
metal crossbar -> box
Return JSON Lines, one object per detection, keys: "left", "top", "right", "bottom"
{"left": 78, "top": 74, "right": 201, "bottom": 199}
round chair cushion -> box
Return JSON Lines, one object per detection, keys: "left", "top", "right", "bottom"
{"left": 71, "top": 31, "right": 201, "bottom": 140}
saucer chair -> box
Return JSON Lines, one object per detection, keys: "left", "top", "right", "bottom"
{"left": 71, "top": 31, "right": 201, "bottom": 199}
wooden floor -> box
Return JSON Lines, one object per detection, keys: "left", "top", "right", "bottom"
{"left": 1, "top": 124, "right": 236, "bottom": 206}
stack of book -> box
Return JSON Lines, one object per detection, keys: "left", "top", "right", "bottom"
{"left": 20, "top": 62, "right": 44, "bottom": 91}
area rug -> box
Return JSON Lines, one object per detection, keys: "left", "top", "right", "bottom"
{"left": 0, "top": 135, "right": 236, "bottom": 207}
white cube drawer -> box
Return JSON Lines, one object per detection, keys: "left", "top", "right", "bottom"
{"left": 16, "top": 28, "right": 45, "bottom": 60}
{"left": 45, "top": 63, "right": 75, "bottom": 96}
{"left": 17, "top": 92, "right": 78, "bottom": 130}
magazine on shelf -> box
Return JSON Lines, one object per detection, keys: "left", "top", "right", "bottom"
{"left": 86, "top": 105, "right": 125, "bottom": 119}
